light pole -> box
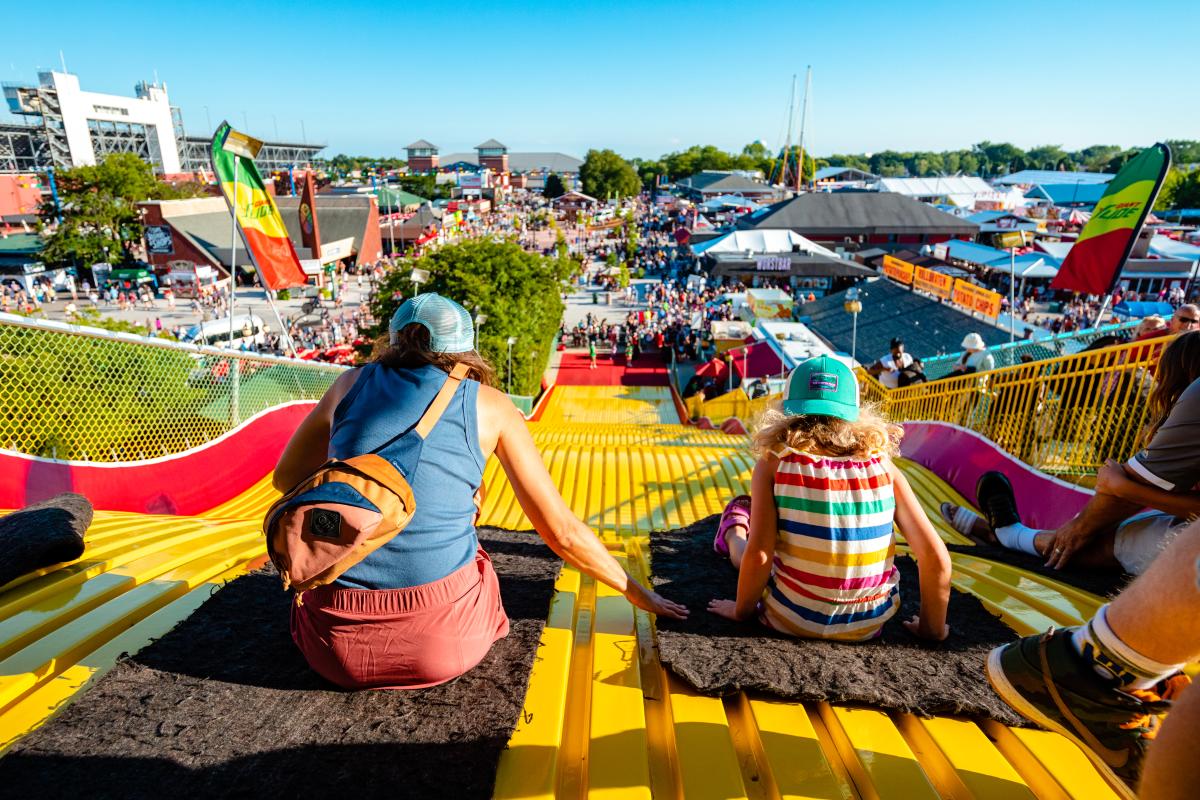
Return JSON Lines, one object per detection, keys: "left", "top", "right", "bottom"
{"left": 506, "top": 336, "right": 517, "bottom": 394}
{"left": 844, "top": 287, "right": 862, "bottom": 364}
{"left": 410, "top": 267, "right": 429, "bottom": 298}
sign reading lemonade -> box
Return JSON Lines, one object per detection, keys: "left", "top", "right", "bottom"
{"left": 881, "top": 255, "right": 914, "bottom": 285}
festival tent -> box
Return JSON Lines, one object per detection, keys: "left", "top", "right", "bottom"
{"left": 939, "top": 239, "right": 1011, "bottom": 267}
{"left": 1112, "top": 301, "right": 1176, "bottom": 320}
{"left": 700, "top": 195, "right": 763, "bottom": 212}
{"left": 691, "top": 229, "right": 838, "bottom": 258}
{"left": 731, "top": 339, "right": 789, "bottom": 379}
{"left": 985, "top": 254, "right": 1061, "bottom": 279}
{"left": 1148, "top": 235, "right": 1200, "bottom": 260}
{"left": 1035, "top": 241, "right": 1074, "bottom": 260}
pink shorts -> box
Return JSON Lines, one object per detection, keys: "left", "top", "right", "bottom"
{"left": 290, "top": 547, "right": 510, "bottom": 690}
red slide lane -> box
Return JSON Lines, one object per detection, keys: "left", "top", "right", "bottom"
{"left": 555, "top": 351, "right": 669, "bottom": 386}
{"left": 0, "top": 403, "right": 312, "bottom": 515}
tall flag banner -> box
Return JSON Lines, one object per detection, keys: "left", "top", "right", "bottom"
{"left": 299, "top": 170, "right": 322, "bottom": 261}
{"left": 1051, "top": 143, "right": 1171, "bottom": 296}
{"left": 210, "top": 121, "right": 308, "bottom": 290}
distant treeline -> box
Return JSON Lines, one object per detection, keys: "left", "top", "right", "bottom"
{"left": 628, "top": 140, "right": 1200, "bottom": 186}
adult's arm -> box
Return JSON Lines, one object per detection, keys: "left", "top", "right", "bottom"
{"left": 272, "top": 368, "right": 359, "bottom": 492}
{"left": 491, "top": 392, "right": 687, "bottom": 619}
{"left": 1096, "top": 459, "right": 1200, "bottom": 520}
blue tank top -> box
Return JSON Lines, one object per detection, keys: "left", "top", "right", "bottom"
{"left": 328, "top": 363, "right": 485, "bottom": 590}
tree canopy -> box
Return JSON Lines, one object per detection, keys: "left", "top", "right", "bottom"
{"left": 40, "top": 153, "right": 207, "bottom": 268}
{"left": 623, "top": 139, "right": 1200, "bottom": 191}
{"left": 369, "top": 239, "right": 579, "bottom": 396}
{"left": 579, "top": 149, "right": 641, "bottom": 199}
{"left": 543, "top": 172, "right": 567, "bottom": 199}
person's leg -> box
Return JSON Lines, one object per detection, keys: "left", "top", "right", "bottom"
{"left": 715, "top": 496, "right": 751, "bottom": 569}
{"left": 986, "top": 518, "right": 1200, "bottom": 792}
{"left": 972, "top": 471, "right": 1134, "bottom": 569}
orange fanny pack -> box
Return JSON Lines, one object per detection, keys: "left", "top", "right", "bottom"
{"left": 264, "top": 363, "right": 469, "bottom": 592}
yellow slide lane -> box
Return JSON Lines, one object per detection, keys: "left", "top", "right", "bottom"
{"left": 1, "top": 385, "right": 1124, "bottom": 799}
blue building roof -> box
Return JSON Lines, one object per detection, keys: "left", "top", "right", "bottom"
{"left": 940, "top": 239, "right": 1010, "bottom": 266}
{"left": 994, "top": 170, "right": 1114, "bottom": 186}
{"left": 1026, "top": 183, "right": 1108, "bottom": 206}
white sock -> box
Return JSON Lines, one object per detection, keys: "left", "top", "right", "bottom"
{"left": 995, "top": 522, "right": 1041, "bottom": 556}
{"left": 1071, "top": 604, "right": 1185, "bottom": 689}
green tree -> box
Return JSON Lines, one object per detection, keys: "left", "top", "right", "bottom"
{"left": 1162, "top": 169, "right": 1200, "bottom": 210}
{"left": 1025, "top": 145, "right": 1072, "bottom": 171}
{"left": 579, "top": 149, "right": 641, "bottom": 199}
{"left": 1074, "top": 145, "right": 1122, "bottom": 172}
{"left": 40, "top": 152, "right": 202, "bottom": 268}
{"left": 543, "top": 172, "right": 567, "bottom": 199}
{"left": 370, "top": 239, "right": 578, "bottom": 396}
{"left": 1164, "top": 140, "right": 1200, "bottom": 165}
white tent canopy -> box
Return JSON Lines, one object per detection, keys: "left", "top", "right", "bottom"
{"left": 1149, "top": 235, "right": 1200, "bottom": 261}
{"left": 987, "top": 254, "right": 1060, "bottom": 279}
{"left": 691, "top": 229, "right": 838, "bottom": 258}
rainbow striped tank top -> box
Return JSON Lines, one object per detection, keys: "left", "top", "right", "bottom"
{"left": 760, "top": 449, "right": 900, "bottom": 641}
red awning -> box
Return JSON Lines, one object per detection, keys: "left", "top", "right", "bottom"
{"left": 732, "top": 340, "right": 787, "bottom": 379}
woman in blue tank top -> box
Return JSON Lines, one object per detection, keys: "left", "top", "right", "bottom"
{"left": 273, "top": 294, "right": 686, "bottom": 690}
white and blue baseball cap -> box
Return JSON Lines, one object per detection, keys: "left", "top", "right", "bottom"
{"left": 388, "top": 293, "right": 475, "bottom": 353}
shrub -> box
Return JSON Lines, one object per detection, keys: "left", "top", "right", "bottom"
{"left": 370, "top": 239, "right": 577, "bottom": 396}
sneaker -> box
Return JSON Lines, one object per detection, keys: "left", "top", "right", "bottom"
{"left": 975, "top": 471, "right": 1021, "bottom": 532}
{"left": 986, "top": 627, "right": 1187, "bottom": 795}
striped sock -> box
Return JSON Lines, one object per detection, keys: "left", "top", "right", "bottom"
{"left": 1070, "top": 604, "right": 1185, "bottom": 689}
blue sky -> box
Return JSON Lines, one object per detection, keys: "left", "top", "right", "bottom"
{"left": 4, "top": 0, "right": 1197, "bottom": 160}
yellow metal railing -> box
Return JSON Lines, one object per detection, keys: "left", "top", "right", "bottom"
{"left": 685, "top": 341, "right": 1164, "bottom": 477}
{"left": 883, "top": 337, "right": 1159, "bottom": 476}
{"left": 0, "top": 313, "right": 345, "bottom": 462}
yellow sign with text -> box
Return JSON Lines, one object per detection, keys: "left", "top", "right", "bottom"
{"left": 913, "top": 266, "right": 953, "bottom": 299}
{"left": 882, "top": 255, "right": 914, "bottom": 285}
{"left": 951, "top": 280, "right": 1003, "bottom": 318}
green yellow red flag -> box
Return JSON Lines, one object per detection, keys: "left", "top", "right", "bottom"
{"left": 1051, "top": 143, "right": 1171, "bottom": 296}
{"left": 210, "top": 122, "right": 308, "bottom": 290}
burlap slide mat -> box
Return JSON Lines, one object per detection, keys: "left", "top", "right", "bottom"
{"left": 651, "top": 516, "right": 1027, "bottom": 726}
{"left": 0, "top": 527, "right": 561, "bottom": 799}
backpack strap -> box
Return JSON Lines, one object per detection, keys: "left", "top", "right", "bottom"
{"left": 414, "top": 362, "right": 470, "bottom": 439}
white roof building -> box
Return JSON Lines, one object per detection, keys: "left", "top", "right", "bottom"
{"left": 874, "top": 176, "right": 1021, "bottom": 209}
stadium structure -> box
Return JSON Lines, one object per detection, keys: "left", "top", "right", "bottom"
{"left": 1, "top": 71, "right": 323, "bottom": 175}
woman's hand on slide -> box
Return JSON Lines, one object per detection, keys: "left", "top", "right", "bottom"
{"left": 903, "top": 615, "right": 949, "bottom": 642}
{"left": 707, "top": 598, "right": 748, "bottom": 622}
{"left": 626, "top": 583, "right": 689, "bottom": 620}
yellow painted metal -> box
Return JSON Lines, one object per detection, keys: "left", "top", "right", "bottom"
{"left": 695, "top": 339, "right": 1167, "bottom": 479}
{"left": 823, "top": 705, "right": 939, "bottom": 800}
{"left": 538, "top": 385, "right": 680, "bottom": 425}
{"left": 0, "top": 382, "right": 1131, "bottom": 799}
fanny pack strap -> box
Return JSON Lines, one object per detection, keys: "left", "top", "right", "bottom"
{"left": 414, "top": 362, "right": 470, "bottom": 439}
{"left": 360, "top": 362, "right": 471, "bottom": 459}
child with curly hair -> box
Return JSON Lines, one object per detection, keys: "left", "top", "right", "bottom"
{"left": 709, "top": 356, "right": 952, "bottom": 642}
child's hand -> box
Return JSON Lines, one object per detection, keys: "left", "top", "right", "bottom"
{"left": 903, "top": 615, "right": 949, "bottom": 642}
{"left": 707, "top": 599, "right": 748, "bottom": 621}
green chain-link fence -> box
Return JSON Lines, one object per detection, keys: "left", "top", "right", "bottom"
{"left": 0, "top": 313, "right": 345, "bottom": 462}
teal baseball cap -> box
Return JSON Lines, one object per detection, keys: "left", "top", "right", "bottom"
{"left": 389, "top": 293, "right": 475, "bottom": 353}
{"left": 782, "top": 355, "right": 860, "bottom": 421}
